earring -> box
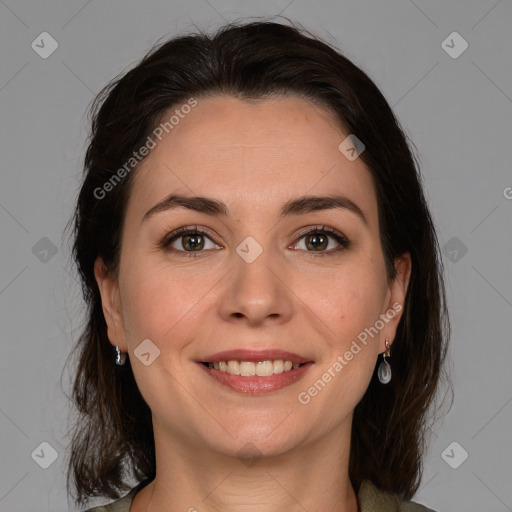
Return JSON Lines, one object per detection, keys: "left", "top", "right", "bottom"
{"left": 377, "top": 338, "right": 392, "bottom": 384}
{"left": 115, "top": 345, "right": 127, "bottom": 366}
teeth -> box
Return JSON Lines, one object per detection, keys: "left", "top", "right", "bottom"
{"left": 206, "top": 359, "right": 302, "bottom": 376}
{"left": 227, "top": 360, "right": 239, "bottom": 374}
{"left": 256, "top": 360, "right": 274, "bottom": 376}
{"left": 273, "top": 360, "right": 284, "bottom": 373}
{"left": 240, "top": 361, "right": 256, "bottom": 376}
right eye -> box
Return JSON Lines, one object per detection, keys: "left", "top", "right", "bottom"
{"left": 161, "top": 226, "right": 222, "bottom": 256}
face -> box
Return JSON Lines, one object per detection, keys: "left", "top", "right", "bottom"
{"left": 95, "top": 95, "right": 411, "bottom": 460}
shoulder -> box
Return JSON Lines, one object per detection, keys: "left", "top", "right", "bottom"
{"left": 81, "top": 485, "right": 140, "bottom": 512}
{"left": 82, "top": 477, "right": 154, "bottom": 512}
{"left": 358, "top": 479, "right": 438, "bottom": 512}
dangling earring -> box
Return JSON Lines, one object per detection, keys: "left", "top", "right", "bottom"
{"left": 377, "top": 338, "right": 392, "bottom": 384}
{"left": 115, "top": 345, "right": 127, "bottom": 366}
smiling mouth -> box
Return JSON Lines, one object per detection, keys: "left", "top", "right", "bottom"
{"left": 201, "top": 360, "right": 308, "bottom": 377}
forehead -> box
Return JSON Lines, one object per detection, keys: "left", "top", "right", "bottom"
{"left": 127, "top": 95, "right": 378, "bottom": 225}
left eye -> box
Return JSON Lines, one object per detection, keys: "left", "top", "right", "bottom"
{"left": 292, "top": 228, "right": 349, "bottom": 253}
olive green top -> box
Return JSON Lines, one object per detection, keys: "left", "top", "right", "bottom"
{"left": 83, "top": 479, "right": 436, "bottom": 511}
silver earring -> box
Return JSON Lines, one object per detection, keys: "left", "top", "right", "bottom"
{"left": 115, "top": 346, "right": 127, "bottom": 366}
{"left": 377, "top": 338, "right": 392, "bottom": 384}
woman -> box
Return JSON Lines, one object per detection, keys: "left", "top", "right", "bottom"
{"left": 66, "top": 19, "right": 451, "bottom": 512}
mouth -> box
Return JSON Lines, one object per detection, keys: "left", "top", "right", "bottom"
{"left": 200, "top": 360, "right": 308, "bottom": 376}
{"left": 196, "top": 349, "right": 315, "bottom": 394}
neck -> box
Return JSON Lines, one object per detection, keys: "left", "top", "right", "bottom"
{"left": 132, "top": 420, "right": 359, "bottom": 512}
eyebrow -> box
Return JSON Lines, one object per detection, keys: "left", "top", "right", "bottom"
{"left": 142, "top": 193, "right": 368, "bottom": 226}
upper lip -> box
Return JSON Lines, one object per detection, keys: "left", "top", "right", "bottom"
{"left": 200, "top": 349, "right": 313, "bottom": 365}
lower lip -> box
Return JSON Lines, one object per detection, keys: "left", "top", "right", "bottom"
{"left": 197, "top": 362, "right": 314, "bottom": 394}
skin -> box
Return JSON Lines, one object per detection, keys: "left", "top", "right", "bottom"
{"left": 95, "top": 95, "right": 411, "bottom": 512}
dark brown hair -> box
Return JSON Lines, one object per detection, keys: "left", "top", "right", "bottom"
{"left": 65, "top": 18, "right": 452, "bottom": 507}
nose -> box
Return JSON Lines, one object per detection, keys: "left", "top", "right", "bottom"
{"left": 217, "top": 243, "right": 294, "bottom": 327}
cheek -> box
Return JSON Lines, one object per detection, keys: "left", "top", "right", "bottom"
{"left": 122, "top": 255, "right": 225, "bottom": 362}
{"left": 119, "top": 256, "right": 212, "bottom": 344}
{"left": 303, "top": 262, "right": 386, "bottom": 346}
{"left": 118, "top": 259, "right": 213, "bottom": 404}
{"left": 296, "top": 270, "right": 383, "bottom": 418}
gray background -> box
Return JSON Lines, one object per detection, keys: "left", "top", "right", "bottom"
{"left": 1, "top": 0, "right": 511, "bottom": 511}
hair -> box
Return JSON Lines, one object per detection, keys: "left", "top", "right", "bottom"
{"left": 65, "top": 18, "right": 452, "bottom": 507}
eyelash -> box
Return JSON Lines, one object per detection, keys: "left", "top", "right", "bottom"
{"left": 159, "top": 225, "right": 350, "bottom": 258}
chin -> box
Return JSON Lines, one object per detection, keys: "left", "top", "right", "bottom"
{"left": 205, "top": 424, "right": 303, "bottom": 462}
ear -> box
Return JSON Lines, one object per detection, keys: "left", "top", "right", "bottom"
{"left": 94, "top": 257, "right": 128, "bottom": 352}
{"left": 379, "top": 252, "right": 412, "bottom": 353}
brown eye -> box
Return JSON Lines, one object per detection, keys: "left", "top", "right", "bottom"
{"left": 162, "top": 227, "right": 221, "bottom": 255}
{"left": 304, "top": 232, "right": 329, "bottom": 251}
{"left": 180, "top": 233, "right": 205, "bottom": 251}
{"left": 292, "top": 227, "right": 350, "bottom": 254}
